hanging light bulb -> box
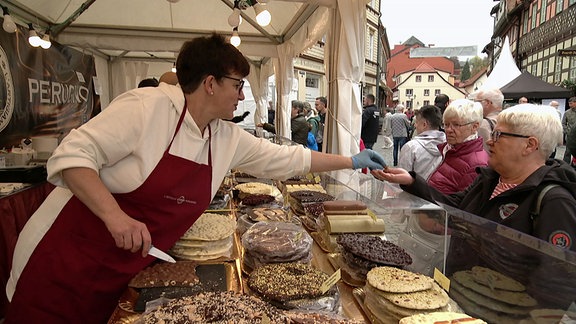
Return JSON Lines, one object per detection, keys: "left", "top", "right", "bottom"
{"left": 2, "top": 6, "right": 16, "bottom": 33}
{"left": 230, "top": 27, "right": 241, "bottom": 47}
{"left": 40, "top": 32, "right": 51, "bottom": 49}
{"left": 28, "top": 24, "right": 42, "bottom": 47}
{"left": 171, "top": 62, "right": 176, "bottom": 73}
{"left": 253, "top": 3, "right": 271, "bottom": 27}
{"left": 227, "top": 7, "right": 241, "bottom": 27}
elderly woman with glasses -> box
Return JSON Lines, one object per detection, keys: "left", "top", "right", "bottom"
{"left": 427, "top": 99, "right": 489, "bottom": 194}
{"left": 373, "top": 104, "right": 576, "bottom": 251}
{"left": 6, "top": 34, "right": 386, "bottom": 323}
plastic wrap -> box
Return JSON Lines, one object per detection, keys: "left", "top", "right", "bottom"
{"left": 241, "top": 222, "right": 313, "bottom": 264}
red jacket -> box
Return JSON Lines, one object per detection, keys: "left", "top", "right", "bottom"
{"left": 427, "top": 137, "right": 489, "bottom": 194}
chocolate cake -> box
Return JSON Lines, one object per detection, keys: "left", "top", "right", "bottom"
{"left": 128, "top": 262, "right": 199, "bottom": 288}
{"left": 240, "top": 194, "right": 276, "bottom": 206}
{"left": 337, "top": 233, "right": 412, "bottom": 267}
{"left": 248, "top": 263, "right": 333, "bottom": 302}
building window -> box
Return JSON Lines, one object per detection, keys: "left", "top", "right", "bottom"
{"left": 556, "top": 58, "right": 563, "bottom": 81}
{"left": 369, "top": 30, "right": 375, "bottom": 61}
{"left": 531, "top": 4, "right": 537, "bottom": 29}
{"left": 406, "top": 89, "right": 413, "bottom": 96}
{"left": 542, "top": 60, "right": 549, "bottom": 77}
{"left": 423, "top": 100, "right": 430, "bottom": 106}
{"left": 428, "top": 75, "right": 434, "bottom": 82}
{"left": 305, "top": 77, "right": 318, "bottom": 88}
{"left": 557, "top": 0, "right": 564, "bottom": 13}
{"left": 523, "top": 13, "right": 528, "bottom": 34}
{"left": 540, "top": 1, "right": 547, "bottom": 23}
{"left": 570, "top": 57, "right": 576, "bottom": 79}
{"left": 435, "top": 89, "right": 441, "bottom": 96}
{"left": 424, "top": 89, "right": 430, "bottom": 96}
{"left": 416, "top": 75, "right": 422, "bottom": 82}
{"left": 569, "top": 0, "right": 575, "bottom": 6}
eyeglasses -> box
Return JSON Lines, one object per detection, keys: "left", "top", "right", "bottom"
{"left": 222, "top": 75, "right": 245, "bottom": 93}
{"left": 490, "top": 130, "right": 530, "bottom": 142}
{"left": 444, "top": 121, "right": 473, "bottom": 130}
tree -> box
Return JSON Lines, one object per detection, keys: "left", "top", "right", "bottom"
{"left": 560, "top": 79, "right": 576, "bottom": 96}
{"left": 461, "top": 60, "right": 471, "bottom": 82}
{"left": 469, "top": 56, "right": 489, "bottom": 76}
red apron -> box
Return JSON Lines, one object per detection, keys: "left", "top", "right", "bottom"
{"left": 6, "top": 104, "right": 212, "bottom": 323}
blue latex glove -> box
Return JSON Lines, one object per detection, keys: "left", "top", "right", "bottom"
{"left": 351, "top": 149, "right": 387, "bottom": 170}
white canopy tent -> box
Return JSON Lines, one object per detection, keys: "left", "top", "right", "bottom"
{"left": 2, "top": 0, "right": 368, "bottom": 155}
{"left": 479, "top": 36, "right": 521, "bottom": 91}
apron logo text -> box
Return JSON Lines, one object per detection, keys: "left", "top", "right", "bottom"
{"left": 163, "top": 195, "right": 197, "bottom": 205}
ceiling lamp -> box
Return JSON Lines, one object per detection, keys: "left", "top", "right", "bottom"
{"left": 171, "top": 62, "right": 176, "bottom": 73}
{"left": 40, "top": 32, "right": 51, "bottom": 49}
{"left": 253, "top": 2, "right": 271, "bottom": 27}
{"left": 227, "top": 1, "right": 242, "bottom": 27}
{"left": 1, "top": 6, "right": 16, "bottom": 33}
{"left": 230, "top": 27, "right": 241, "bottom": 47}
{"left": 28, "top": 24, "right": 42, "bottom": 47}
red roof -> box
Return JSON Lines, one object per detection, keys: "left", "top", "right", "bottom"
{"left": 386, "top": 43, "right": 457, "bottom": 89}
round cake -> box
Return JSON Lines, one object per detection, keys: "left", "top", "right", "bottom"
{"left": 241, "top": 222, "right": 312, "bottom": 264}
{"left": 337, "top": 233, "right": 412, "bottom": 267}
{"left": 181, "top": 213, "right": 236, "bottom": 241}
{"left": 248, "top": 263, "right": 332, "bottom": 302}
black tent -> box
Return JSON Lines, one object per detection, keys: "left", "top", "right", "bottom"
{"left": 500, "top": 71, "right": 573, "bottom": 99}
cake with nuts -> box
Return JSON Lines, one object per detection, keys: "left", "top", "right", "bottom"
{"left": 248, "top": 262, "right": 339, "bottom": 311}
{"left": 141, "top": 291, "right": 289, "bottom": 323}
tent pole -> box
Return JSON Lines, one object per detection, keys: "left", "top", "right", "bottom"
{"left": 51, "top": 0, "right": 97, "bottom": 37}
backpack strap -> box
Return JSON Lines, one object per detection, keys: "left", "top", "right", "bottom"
{"left": 484, "top": 117, "right": 495, "bottom": 131}
{"left": 530, "top": 183, "right": 560, "bottom": 233}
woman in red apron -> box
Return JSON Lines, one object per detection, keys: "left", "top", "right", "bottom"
{"left": 7, "top": 102, "right": 213, "bottom": 323}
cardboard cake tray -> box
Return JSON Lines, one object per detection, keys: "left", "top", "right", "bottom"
{"left": 352, "top": 287, "right": 386, "bottom": 324}
{"left": 107, "top": 261, "right": 242, "bottom": 324}
{"left": 327, "top": 253, "right": 366, "bottom": 288}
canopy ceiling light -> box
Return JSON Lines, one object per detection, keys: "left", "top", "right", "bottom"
{"left": 40, "top": 32, "right": 51, "bottom": 49}
{"left": 1, "top": 5, "right": 16, "bottom": 33}
{"left": 28, "top": 24, "right": 42, "bottom": 47}
{"left": 230, "top": 27, "right": 241, "bottom": 47}
{"left": 228, "top": 1, "right": 270, "bottom": 47}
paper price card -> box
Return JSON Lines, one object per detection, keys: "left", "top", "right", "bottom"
{"left": 434, "top": 268, "right": 450, "bottom": 291}
{"left": 321, "top": 269, "right": 341, "bottom": 293}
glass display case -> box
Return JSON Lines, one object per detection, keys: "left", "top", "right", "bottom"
{"left": 246, "top": 131, "right": 576, "bottom": 322}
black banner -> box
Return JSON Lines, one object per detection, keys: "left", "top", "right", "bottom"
{"left": 0, "top": 25, "right": 99, "bottom": 149}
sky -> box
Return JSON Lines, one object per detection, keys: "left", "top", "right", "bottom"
{"left": 380, "top": 0, "right": 497, "bottom": 57}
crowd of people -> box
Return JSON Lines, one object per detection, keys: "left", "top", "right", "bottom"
{"left": 371, "top": 92, "right": 576, "bottom": 252}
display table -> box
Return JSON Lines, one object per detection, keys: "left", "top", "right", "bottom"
{"left": 0, "top": 182, "right": 54, "bottom": 318}
{"left": 108, "top": 239, "right": 369, "bottom": 323}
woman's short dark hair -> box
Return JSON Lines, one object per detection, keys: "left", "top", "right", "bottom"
{"left": 176, "top": 33, "right": 250, "bottom": 93}
{"left": 416, "top": 105, "right": 442, "bottom": 130}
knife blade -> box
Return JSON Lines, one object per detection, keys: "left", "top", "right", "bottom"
{"left": 149, "top": 245, "right": 176, "bottom": 263}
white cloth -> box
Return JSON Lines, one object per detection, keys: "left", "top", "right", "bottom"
{"left": 7, "top": 83, "right": 311, "bottom": 299}
{"left": 398, "top": 130, "right": 446, "bottom": 180}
